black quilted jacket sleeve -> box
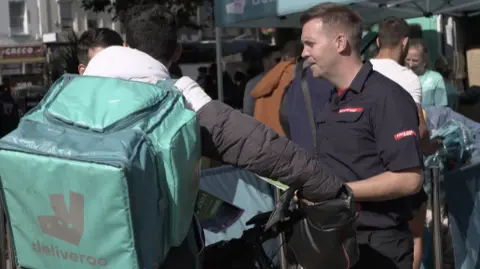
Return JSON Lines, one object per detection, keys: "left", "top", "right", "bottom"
{"left": 196, "top": 100, "right": 345, "bottom": 201}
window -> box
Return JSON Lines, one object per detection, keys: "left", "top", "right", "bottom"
{"left": 58, "top": 1, "right": 73, "bottom": 30}
{"left": 9, "top": 1, "right": 27, "bottom": 35}
{"left": 87, "top": 19, "right": 98, "bottom": 29}
{"left": 1, "top": 64, "right": 23, "bottom": 76}
{"left": 24, "top": 63, "right": 44, "bottom": 74}
{"left": 87, "top": 12, "right": 97, "bottom": 29}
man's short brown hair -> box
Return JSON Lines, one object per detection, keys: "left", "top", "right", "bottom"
{"left": 300, "top": 3, "right": 363, "bottom": 52}
{"left": 377, "top": 17, "right": 410, "bottom": 48}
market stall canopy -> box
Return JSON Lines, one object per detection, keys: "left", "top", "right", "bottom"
{"left": 178, "top": 39, "right": 270, "bottom": 63}
{"left": 215, "top": 0, "right": 480, "bottom": 28}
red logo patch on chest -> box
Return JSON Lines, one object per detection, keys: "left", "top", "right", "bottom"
{"left": 394, "top": 130, "right": 417, "bottom": 140}
{"left": 338, "top": 107, "right": 363, "bottom": 113}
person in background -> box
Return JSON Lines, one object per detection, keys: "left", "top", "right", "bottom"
{"left": 434, "top": 56, "right": 459, "bottom": 111}
{"left": 250, "top": 40, "right": 303, "bottom": 135}
{"left": 204, "top": 63, "right": 237, "bottom": 104}
{"left": 1, "top": 77, "right": 13, "bottom": 94}
{"left": 77, "top": 28, "right": 124, "bottom": 75}
{"left": 0, "top": 81, "right": 19, "bottom": 137}
{"left": 405, "top": 39, "right": 448, "bottom": 108}
{"left": 242, "top": 46, "right": 279, "bottom": 116}
{"left": 233, "top": 71, "right": 248, "bottom": 109}
{"left": 206, "top": 64, "right": 239, "bottom": 108}
{"left": 370, "top": 17, "right": 434, "bottom": 269}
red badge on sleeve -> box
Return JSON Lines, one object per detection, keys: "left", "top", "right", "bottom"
{"left": 394, "top": 130, "right": 417, "bottom": 140}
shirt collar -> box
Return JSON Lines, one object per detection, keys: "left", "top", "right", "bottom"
{"left": 348, "top": 61, "right": 374, "bottom": 93}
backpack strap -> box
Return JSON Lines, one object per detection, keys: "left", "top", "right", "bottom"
{"left": 279, "top": 83, "right": 291, "bottom": 139}
{"left": 297, "top": 59, "right": 317, "bottom": 155}
{"left": 156, "top": 78, "right": 178, "bottom": 89}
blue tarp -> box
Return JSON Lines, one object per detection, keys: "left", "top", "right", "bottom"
{"left": 444, "top": 164, "right": 480, "bottom": 269}
{"left": 425, "top": 106, "right": 480, "bottom": 163}
{"left": 422, "top": 107, "right": 480, "bottom": 269}
{"left": 199, "top": 165, "right": 279, "bottom": 260}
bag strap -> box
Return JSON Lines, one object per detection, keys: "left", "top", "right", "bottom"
{"left": 279, "top": 85, "right": 291, "bottom": 139}
{"left": 299, "top": 64, "right": 317, "bottom": 152}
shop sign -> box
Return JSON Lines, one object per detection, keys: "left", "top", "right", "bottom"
{"left": 0, "top": 46, "right": 45, "bottom": 60}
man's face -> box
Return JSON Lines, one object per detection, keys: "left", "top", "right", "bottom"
{"left": 301, "top": 19, "right": 337, "bottom": 78}
{"left": 78, "top": 46, "right": 105, "bottom": 75}
{"left": 405, "top": 47, "right": 426, "bottom": 75}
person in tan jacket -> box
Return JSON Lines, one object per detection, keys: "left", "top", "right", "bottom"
{"left": 250, "top": 41, "right": 303, "bottom": 136}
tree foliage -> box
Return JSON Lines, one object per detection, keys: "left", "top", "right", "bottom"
{"left": 46, "top": 31, "right": 80, "bottom": 85}
{"left": 81, "top": 0, "right": 212, "bottom": 29}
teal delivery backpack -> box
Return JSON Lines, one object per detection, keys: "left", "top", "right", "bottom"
{"left": 0, "top": 74, "right": 201, "bottom": 269}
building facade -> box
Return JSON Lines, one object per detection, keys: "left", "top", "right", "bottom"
{"left": 0, "top": 0, "right": 122, "bottom": 88}
{"left": 0, "top": 0, "right": 261, "bottom": 88}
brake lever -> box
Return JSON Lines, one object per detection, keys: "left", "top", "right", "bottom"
{"left": 264, "top": 189, "right": 296, "bottom": 231}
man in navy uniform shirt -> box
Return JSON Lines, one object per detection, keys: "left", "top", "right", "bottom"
{"left": 300, "top": 3, "right": 423, "bottom": 269}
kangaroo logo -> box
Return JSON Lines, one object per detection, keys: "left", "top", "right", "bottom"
{"left": 38, "top": 191, "right": 85, "bottom": 246}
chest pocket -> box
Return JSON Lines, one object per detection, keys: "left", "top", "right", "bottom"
{"left": 333, "top": 111, "right": 364, "bottom": 123}
{"left": 317, "top": 109, "right": 364, "bottom": 125}
{"left": 317, "top": 109, "right": 371, "bottom": 160}
{"left": 316, "top": 109, "right": 367, "bottom": 145}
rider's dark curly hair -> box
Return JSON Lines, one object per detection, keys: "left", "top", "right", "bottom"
{"left": 122, "top": 2, "right": 178, "bottom": 65}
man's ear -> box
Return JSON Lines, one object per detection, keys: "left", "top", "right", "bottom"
{"left": 335, "top": 34, "right": 348, "bottom": 53}
{"left": 376, "top": 37, "right": 380, "bottom": 48}
{"left": 402, "top": 37, "right": 409, "bottom": 49}
{"left": 123, "top": 42, "right": 129, "bottom": 47}
{"left": 78, "top": 64, "right": 86, "bottom": 75}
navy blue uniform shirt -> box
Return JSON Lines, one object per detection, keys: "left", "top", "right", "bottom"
{"left": 316, "top": 61, "right": 423, "bottom": 229}
{"left": 284, "top": 68, "right": 332, "bottom": 154}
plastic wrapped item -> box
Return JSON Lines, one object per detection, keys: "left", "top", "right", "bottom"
{"left": 424, "top": 119, "right": 476, "bottom": 170}
{"left": 422, "top": 107, "right": 480, "bottom": 269}
{"left": 425, "top": 106, "right": 480, "bottom": 165}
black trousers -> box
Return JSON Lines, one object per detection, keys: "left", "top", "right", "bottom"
{"left": 352, "top": 228, "right": 414, "bottom": 269}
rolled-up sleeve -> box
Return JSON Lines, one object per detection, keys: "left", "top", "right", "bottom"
{"left": 372, "top": 91, "right": 424, "bottom": 172}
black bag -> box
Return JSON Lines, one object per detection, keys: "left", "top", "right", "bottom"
{"left": 267, "top": 59, "right": 359, "bottom": 269}
{"left": 265, "top": 186, "right": 359, "bottom": 269}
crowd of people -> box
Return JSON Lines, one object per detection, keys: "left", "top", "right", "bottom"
{"left": 0, "top": 1, "right": 472, "bottom": 269}
{"left": 196, "top": 55, "right": 279, "bottom": 110}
